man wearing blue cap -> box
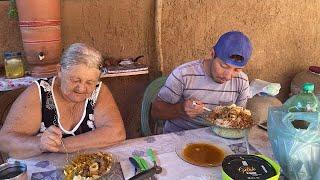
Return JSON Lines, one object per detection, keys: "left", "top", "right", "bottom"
{"left": 151, "top": 31, "right": 253, "bottom": 133}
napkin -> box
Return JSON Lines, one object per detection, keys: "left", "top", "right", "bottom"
{"left": 249, "top": 79, "right": 281, "bottom": 98}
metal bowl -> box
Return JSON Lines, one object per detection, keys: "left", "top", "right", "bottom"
{"left": 0, "top": 161, "right": 27, "bottom": 180}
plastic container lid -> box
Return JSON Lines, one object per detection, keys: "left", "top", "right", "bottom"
{"left": 3, "top": 52, "right": 23, "bottom": 59}
{"left": 302, "top": 83, "right": 315, "bottom": 92}
{"left": 222, "top": 154, "right": 280, "bottom": 180}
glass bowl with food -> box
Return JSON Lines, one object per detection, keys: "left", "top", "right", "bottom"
{"left": 175, "top": 139, "right": 233, "bottom": 167}
{"left": 64, "top": 152, "right": 114, "bottom": 180}
{"left": 205, "top": 104, "right": 254, "bottom": 139}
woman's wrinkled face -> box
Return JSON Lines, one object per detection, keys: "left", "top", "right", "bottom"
{"left": 211, "top": 58, "right": 243, "bottom": 84}
{"left": 58, "top": 64, "right": 101, "bottom": 102}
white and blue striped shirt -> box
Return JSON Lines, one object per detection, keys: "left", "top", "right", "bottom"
{"left": 158, "top": 59, "right": 250, "bottom": 133}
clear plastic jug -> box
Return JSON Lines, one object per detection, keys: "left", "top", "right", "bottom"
{"left": 283, "top": 83, "right": 319, "bottom": 112}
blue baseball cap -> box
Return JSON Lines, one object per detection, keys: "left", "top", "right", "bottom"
{"left": 214, "top": 31, "right": 252, "bottom": 67}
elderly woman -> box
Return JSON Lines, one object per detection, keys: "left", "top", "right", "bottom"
{"left": 0, "top": 43, "right": 126, "bottom": 159}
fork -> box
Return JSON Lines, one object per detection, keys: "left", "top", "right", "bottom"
{"left": 61, "top": 139, "right": 70, "bottom": 164}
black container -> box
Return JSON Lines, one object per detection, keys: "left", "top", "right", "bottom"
{"left": 222, "top": 154, "right": 278, "bottom": 180}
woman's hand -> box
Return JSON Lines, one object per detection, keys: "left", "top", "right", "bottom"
{"left": 39, "top": 126, "right": 62, "bottom": 152}
{"left": 183, "top": 99, "right": 205, "bottom": 118}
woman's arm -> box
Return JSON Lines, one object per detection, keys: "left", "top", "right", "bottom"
{"left": 61, "top": 83, "right": 126, "bottom": 152}
{"left": 0, "top": 83, "right": 66, "bottom": 159}
{"left": 0, "top": 84, "right": 43, "bottom": 158}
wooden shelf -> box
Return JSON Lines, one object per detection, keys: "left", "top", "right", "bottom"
{"left": 100, "top": 70, "right": 149, "bottom": 78}
{"left": 0, "top": 70, "right": 149, "bottom": 91}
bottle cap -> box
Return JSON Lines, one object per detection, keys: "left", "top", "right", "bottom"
{"left": 302, "top": 83, "right": 315, "bottom": 92}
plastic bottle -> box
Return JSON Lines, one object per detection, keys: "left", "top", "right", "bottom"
{"left": 283, "top": 83, "right": 319, "bottom": 112}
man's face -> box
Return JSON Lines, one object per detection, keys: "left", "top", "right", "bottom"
{"left": 210, "top": 58, "right": 243, "bottom": 84}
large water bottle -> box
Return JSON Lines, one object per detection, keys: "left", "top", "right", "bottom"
{"left": 283, "top": 82, "right": 319, "bottom": 112}
{"left": 283, "top": 82, "right": 319, "bottom": 129}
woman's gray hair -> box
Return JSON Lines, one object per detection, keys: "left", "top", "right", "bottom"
{"left": 60, "top": 43, "right": 103, "bottom": 70}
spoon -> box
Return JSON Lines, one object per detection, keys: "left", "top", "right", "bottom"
{"left": 192, "top": 101, "right": 212, "bottom": 112}
{"left": 61, "top": 139, "right": 70, "bottom": 164}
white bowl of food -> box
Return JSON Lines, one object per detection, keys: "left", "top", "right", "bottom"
{"left": 207, "top": 104, "right": 254, "bottom": 139}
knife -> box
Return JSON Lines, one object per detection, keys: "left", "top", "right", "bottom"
{"left": 128, "top": 166, "right": 157, "bottom": 180}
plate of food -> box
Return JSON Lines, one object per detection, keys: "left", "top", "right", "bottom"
{"left": 199, "top": 104, "right": 254, "bottom": 139}
{"left": 175, "top": 139, "right": 233, "bottom": 167}
{"left": 64, "top": 152, "right": 114, "bottom": 180}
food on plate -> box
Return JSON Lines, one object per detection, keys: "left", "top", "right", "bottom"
{"left": 207, "top": 104, "right": 254, "bottom": 129}
{"left": 64, "top": 152, "right": 113, "bottom": 180}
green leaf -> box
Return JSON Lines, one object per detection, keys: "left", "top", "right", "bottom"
{"left": 7, "top": 0, "right": 18, "bottom": 19}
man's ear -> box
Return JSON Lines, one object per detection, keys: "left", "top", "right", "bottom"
{"left": 211, "top": 48, "right": 215, "bottom": 57}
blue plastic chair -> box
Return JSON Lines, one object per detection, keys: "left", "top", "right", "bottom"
{"left": 140, "top": 76, "right": 167, "bottom": 136}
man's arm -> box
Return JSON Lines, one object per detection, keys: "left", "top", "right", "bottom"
{"left": 151, "top": 97, "right": 205, "bottom": 120}
{"left": 151, "top": 97, "right": 184, "bottom": 120}
{"left": 151, "top": 65, "right": 206, "bottom": 120}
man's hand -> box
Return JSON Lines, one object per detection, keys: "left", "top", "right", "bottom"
{"left": 39, "top": 126, "right": 62, "bottom": 153}
{"left": 183, "top": 99, "right": 205, "bottom": 118}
